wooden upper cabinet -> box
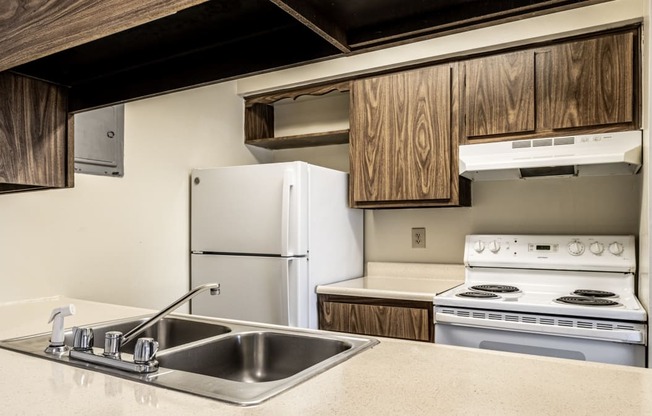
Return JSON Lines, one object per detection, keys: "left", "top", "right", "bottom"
{"left": 460, "top": 28, "right": 638, "bottom": 144}
{"left": 349, "top": 65, "right": 469, "bottom": 208}
{"left": 549, "top": 31, "right": 635, "bottom": 130}
{"left": 463, "top": 51, "right": 536, "bottom": 140}
{"left": 0, "top": 72, "right": 71, "bottom": 193}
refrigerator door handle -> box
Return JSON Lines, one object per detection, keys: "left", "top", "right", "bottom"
{"left": 281, "top": 168, "right": 296, "bottom": 257}
{"left": 282, "top": 259, "right": 299, "bottom": 327}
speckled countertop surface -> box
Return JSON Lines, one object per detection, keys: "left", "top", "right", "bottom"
{"left": 316, "top": 262, "right": 465, "bottom": 301}
{"left": 0, "top": 296, "right": 651, "bottom": 415}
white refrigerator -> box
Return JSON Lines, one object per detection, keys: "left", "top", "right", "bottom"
{"left": 190, "top": 162, "right": 364, "bottom": 329}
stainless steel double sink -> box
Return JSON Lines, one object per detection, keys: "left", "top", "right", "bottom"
{"left": 0, "top": 315, "right": 378, "bottom": 405}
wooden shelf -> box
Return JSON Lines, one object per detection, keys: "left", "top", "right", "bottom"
{"left": 245, "top": 129, "right": 349, "bottom": 150}
{"left": 245, "top": 81, "right": 350, "bottom": 107}
{"left": 244, "top": 79, "right": 350, "bottom": 150}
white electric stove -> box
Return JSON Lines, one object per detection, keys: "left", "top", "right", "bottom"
{"left": 434, "top": 235, "right": 648, "bottom": 367}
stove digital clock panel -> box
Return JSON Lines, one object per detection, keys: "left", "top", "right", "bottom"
{"left": 465, "top": 235, "right": 635, "bottom": 273}
{"left": 529, "top": 243, "right": 559, "bottom": 253}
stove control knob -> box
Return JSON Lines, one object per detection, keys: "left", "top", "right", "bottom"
{"left": 488, "top": 240, "right": 501, "bottom": 253}
{"left": 567, "top": 241, "right": 585, "bottom": 256}
{"left": 609, "top": 242, "right": 624, "bottom": 256}
{"left": 473, "top": 241, "right": 485, "bottom": 253}
{"left": 589, "top": 242, "right": 604, "bottom": 255}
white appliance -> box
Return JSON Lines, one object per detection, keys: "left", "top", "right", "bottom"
{"left": 434, "top": 235, "right": 647, "bottom": 367}
{"left": 190, "top": 162, "right": 363, "bottom": 329}
{"left": 459, "top": 130, "right": 642, "bottom": 181}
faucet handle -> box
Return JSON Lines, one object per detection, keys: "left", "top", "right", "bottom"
{"left": 72, "top": 327, "right": 94, "bottom": 351}
{"left": 134, "top": 338, "right": 159, "bottom": 364}
{"left": 103, "top": 331, "right": 123, "bottom": 359}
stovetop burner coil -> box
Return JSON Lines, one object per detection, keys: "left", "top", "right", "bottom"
{"left": 556, "top": 296, "right": 620, "bottom": 306}
{"left": 470, "top": 284, "right": 520, "bottom": 293}
{"left": 456, "top": 291, "right": 499, "bottom": 299}
{"left": 571, "top": 289, "right": 616, "bottom": 298}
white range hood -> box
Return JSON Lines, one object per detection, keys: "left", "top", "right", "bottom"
{"left": 459, "top": 130, "right": 642, "bottom": 181}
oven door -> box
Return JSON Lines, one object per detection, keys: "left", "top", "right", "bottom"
{"left": 434, "top": 310, "right": 646, "bottom": 367}
{"left": 435, "top": 323, "right": 645, "bottom": 367}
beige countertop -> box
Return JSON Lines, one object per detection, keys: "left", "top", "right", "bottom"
{"left": 1, "top": 296, "right": 651, "bottom": 415}
{"left": 316, "top": 262, "right": 464, "bottom": 301}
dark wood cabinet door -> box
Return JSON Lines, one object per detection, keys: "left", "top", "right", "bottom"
{"left": 350, "top": 65, "right": 452, "bottom": 205}
{"left": 319, "top": 296, "right": 432, "bottom": 342}
{"left": 0, "top": 72, "right": 70, "bottom": 193}
{"left": 463, "top": 51, "right": 535, "bottom": 140}
{"left": 550, "top": 32, "right": 634, "bottom": 130}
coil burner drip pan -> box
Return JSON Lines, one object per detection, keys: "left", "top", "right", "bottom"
{"left": 555, "top": 296, "right": 620, "bottom": 307}
{"left": 571, "top": 290, "right": 616, "bottom": 298}
{"left": 456, "top": 291, "right": 500, "bottom": 299}
{"left": 470, "top": 285, "right": 520, "bottom": 293}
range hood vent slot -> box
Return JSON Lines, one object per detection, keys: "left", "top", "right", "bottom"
{"left": 520, "top": 165, "right": 575, "bottom": 178}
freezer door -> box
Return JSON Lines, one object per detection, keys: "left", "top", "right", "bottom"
{"left": 191, "top": 162, "right": 308, "bottom": 256}
{"left": 191, "top": 254, "right": 308, "bottom": 327}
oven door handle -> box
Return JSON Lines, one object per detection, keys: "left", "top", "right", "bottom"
{"left": 435, "top": 313, "right": 646, "bottom": 344}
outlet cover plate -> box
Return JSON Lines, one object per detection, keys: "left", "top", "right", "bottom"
{"left": 412, "top": 227, "right": 426, "bottom": 248}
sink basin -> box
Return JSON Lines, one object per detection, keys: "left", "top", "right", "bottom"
{"left": 157, "top": 331, "right": 351, "bottom": 382}
{"left": 68, "top": 316, "right": 231, "bottom": 354}
{"left": 0, "top": 315, "right": 378, "bottom": 406}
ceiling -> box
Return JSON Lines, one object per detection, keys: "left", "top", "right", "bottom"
{"left": 13, "top": 0, "right": 604, "bottom": 112}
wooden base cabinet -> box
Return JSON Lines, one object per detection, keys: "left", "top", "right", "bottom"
{"left": 0, "top": 72, "right": 72, "bottom": 193}
{"left": 318, "top": 294, "right": 434, "bottom": 342}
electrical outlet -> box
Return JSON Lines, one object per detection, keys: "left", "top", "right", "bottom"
{"left": 412, "top": 227, "right": 426, "bottom": 248}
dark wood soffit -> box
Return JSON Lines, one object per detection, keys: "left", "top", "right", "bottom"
{"left": 0, "top": 0, "right": 209, "bottom": 73}
{"left": 66, "top": 25, "right": 339, "bottom": 112}
{"left": 269, "top": 0, "right": 350, "bottom": 53}
{"left": 346, "top": 0, "right": 611, "bottom": 49}
{"left": 3, "top": 0, "right": 616, "bottom": 113}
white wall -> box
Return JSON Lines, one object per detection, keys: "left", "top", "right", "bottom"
{"left": 365, "top": 176, "right": 642, "bottom": 264}
{"left": 0, "top": 81, "right": 269, "bottom": 309}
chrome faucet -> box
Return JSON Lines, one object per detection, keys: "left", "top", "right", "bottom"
{"left": 69, "top": 283, "right": 220, "bottom": 373}
{"left": 120, "top": 283, "right": 220, "bottom": 347}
